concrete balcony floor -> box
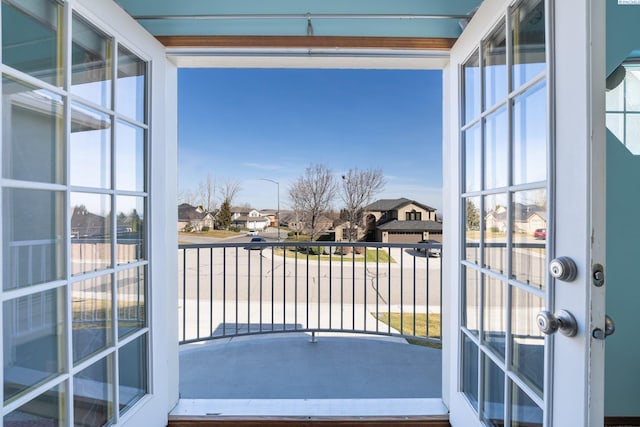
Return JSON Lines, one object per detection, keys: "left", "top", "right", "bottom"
{"left": 172, "top": 333, "right": 445, "bottom": 418}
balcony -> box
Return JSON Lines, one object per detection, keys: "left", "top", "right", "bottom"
{"left": 172, "top": 240, "right": 447, "bottom": 425}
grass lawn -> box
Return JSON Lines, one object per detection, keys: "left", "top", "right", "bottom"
{"left": 375, "top": 312, "right": 441, "bottom": 349}
{"left": 179, "top": 230, "right": 240, "bottom": 239}
{"left": 274, "top": 247, "right": 394, "bottom": 263}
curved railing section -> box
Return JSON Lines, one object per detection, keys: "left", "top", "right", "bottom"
{"left": 178, "top": 241, "right": 443, "bottom": 346}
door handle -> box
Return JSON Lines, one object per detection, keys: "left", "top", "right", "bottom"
{"left": 592, "top": 315, "right": 616, "bottom": 340}
{"left": 536, "top": 309, "right": 578, "bottom": 337}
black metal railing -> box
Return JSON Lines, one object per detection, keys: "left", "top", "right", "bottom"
{"left": 178, "top": 241, "right": 442, "bottom": 345}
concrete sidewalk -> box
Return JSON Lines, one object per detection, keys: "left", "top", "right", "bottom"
{"left": 179, "top": 333, "right": 442, "bottom": 399}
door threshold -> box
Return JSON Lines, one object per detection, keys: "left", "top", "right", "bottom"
{"left": 170, "top": 398, "right": 448, "bottom": 418}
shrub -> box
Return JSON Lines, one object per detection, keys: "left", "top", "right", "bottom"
{"left": 354, "top": 246, "right": 365, "bottom": 255}
{"left": 335, "top": 246, "right": 352, "bottom": 255}
{"left": 201, "top": 226, "right": 210, "bottom": 232}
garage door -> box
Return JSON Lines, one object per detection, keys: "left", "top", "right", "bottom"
{"left": 387, "top": 232, "right": 423, "bottom": 243}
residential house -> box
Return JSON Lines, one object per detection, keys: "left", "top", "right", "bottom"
{"left": 177, "top": 203, "right": 214, "bottom": 232}
{"left": 364, "top": 198, "right": 442, "bottom": 243}
{"left": 231, "top": 207, "right": 270, "bottom": 231}
{"left": 485, "top": 203, "right": 546, "bottom": 236}
{"left": 0, "top": 1, "right": 634, "bottom": 426}
{"left": 259, "top": 209, "right": 278, "bottom": 227}
{"left": 333, "top": 220, "right": 366, "bottom": 242}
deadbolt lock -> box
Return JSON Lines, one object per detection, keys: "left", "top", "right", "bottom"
{"left": 536, "top": 310, "right": 578, "bottom": 337}
{"left": 549, "top": 257, "right": 578, "bottom": 282}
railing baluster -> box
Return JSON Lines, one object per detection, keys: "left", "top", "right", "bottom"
{"left": 294, "top": 244, "right": 298, "bottom": 330}
{"left": 223, "top": 247, "right": 227, "bottom": 337}
{"left": 400, "top": 248, "right": 404, "bottom": 335}
{"left": 182, "top": 248, "right": 187, "bottom": 341}
{"left": 197, "top": 248, "right": 201, "bottom": 340}
{"left": 210, "top": 247, "right": 214, "bottom": 338}
{"left": 235, "top": 246, "right": 239, "bottom": 335}
{"left": 247, "top": 247, "right": 251, "bottom": 334}
{"left": 363, "top": 245, "right": 367, "bottom": 332}
{"left": 413, "top": 247, "right": 416, "bottom": 337}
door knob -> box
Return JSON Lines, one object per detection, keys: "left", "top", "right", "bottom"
{"left": 592, "top": 315, "right": 616, "bottom": 340}
{"left": 536, "top": 309, "right": 578, "bottom": 337}
{"left": 549, "top": 257, "right": 578, "bottom": 281}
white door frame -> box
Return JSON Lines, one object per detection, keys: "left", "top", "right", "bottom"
{"left": 444, "top": 0, "right": 606, "bottom": 425}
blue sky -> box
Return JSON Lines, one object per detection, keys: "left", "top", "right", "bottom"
{"left": 178, "top": 68, "right": 443, "bottom": 212}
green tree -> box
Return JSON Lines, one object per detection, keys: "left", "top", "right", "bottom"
{"left": 217, "top": 198, "right": 232, "bottom": 230}
{"left": 466, "top": 199, "right": 480, "bottom": 231}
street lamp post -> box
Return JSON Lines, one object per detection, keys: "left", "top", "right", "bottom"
{"left": 259, "top": 178, "right": 280, "bottom": 241}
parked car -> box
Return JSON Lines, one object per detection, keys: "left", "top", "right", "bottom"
{"left": 244, "top": 237, "right": 266, "bottom": 250}
{"left": 415, "top": 239, "right": 441, "bottom": 257}
{"left": 534, "top": 228, "right": 547, "bottom": 240}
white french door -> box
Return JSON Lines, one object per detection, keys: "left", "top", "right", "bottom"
{"left": 444, "top": 0, "right": 606, "bottom": 426}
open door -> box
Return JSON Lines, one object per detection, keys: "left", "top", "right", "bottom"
{"left": 444, "top": 0, "right": 606, "bottom": 425}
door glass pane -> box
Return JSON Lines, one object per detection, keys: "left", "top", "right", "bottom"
{"left": 3, "top": 288, "right": 63, "bottom": 402}
{"left": 484, "top": 107, "right": 508, "bottom": 189}
{"left": 483, "top": 22, "right": 507, "bottom": 110}
{"left": 464, "top": 51, "right": 481, "bottom": 124}
{"left": 464, "top": 124, "right": 482, "bottom": 193}
{"left": 511, "top": 286, "right": 545, "bottom": 394}
{"left": 625, "top": 114, "right": 640, "bottom": 154}
{"left": 72, "top": 275, "right": 112, "bottom": 364}
{"left": 117, "top": 46, "right": 146, "bottom": 123}
{"left": 463, "top": 266, "right": 480, "bottom": 335}
{"left": 119, "top": 334, "right": 147, "bottom": 413}
{"left": 71, "top": 193, "right": 112, "bottom": 275}
{"left": 483, "top": 194, "right": 508, "bottom": 275}
{"left": 513, "top": 82, "right": 547, "bottom": 185}
{"left": 117, "top": 196, "right": 145, "bottom": 264}
{"left": 464, "top": 197, "right": 481, "bottom": 264}
{"left": 462, "top": 334, "right": 479, "bottom": 410}
{"left": 3, "top": 188, "right": 65, "bottom": 290}
{"left": 606, "top": 75, "right": 624, "bottom": 111}
{"left": 74, "top": 355, "right": 114, "bottom": 427}
{"left": 118, "top": 267, "right": 146, "bottom": 339}
{"left": 511, "top": 0, "right": 546, "bottom": 89}
{"left": 606, "top": 113, "right": 624, "bottom": 143}
{"left": 4, "top": 384, "right": 64, "bottom": 426}
{"left": 2, "top": 0, "right": 61, "bottom": 86}
{"left": 116, "top": 121, "right": 145, "bottom": 192}
{"left": 626, "top": 68, "right": 640, "bottom": 112}
{"left": 482, "top": 354, "right": 505, "bottom": 426}
{"left": 512, "top": 383, "right": 543, "bottom": 427}
{"left": 72, "top": 13, "right": 112, "bottom": 108}
{"left": 512, "top": 190, "right": 546, "bottom": 290}
{"left": 2, "top": 76, "right": 64, "bottom": 184}
{"left": 70, "top": 103, "right": 112, "bottom": 188}
{"left": 483, "top": 276, "right": 506, "bottom": 359}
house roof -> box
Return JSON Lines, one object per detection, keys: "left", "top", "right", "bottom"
{"left": 178, "top": 203, "right": 207, "bottom": 221}
{"left": 377, "top": 220, "right": 442, "bottom": 232}
{"left": 365, "top": 198, "right": 436, "bottom": 212}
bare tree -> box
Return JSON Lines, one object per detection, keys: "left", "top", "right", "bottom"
{"left": 178, "top": 188, "right": 197, "bottom": 206}
{"left": 221, "top": 179, "right": 242, "bottom": 206}
{"left": 339, "top": 168, "right": 385, "bottom": 241}
{"left": 197, "top": 173, "right": 217, "bottom": 212}
{"left": 288, "top": 164, "right": 337, "bottom": 241}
